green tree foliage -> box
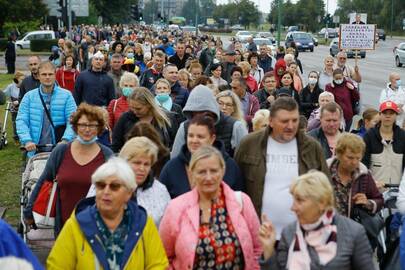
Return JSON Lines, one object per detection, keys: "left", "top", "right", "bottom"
{"left": 91, "top": 0, "right": 137, "bottom": 24}
{"left": 181, "top": 0, "right": 216, "bottom": 25}
{"left": 212, "top": 0, "right": 260, "bottom": 27}
{"left": 0, "top": 0, "right": 47, "bottom": 36}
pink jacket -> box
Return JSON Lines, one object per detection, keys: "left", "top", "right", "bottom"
{"left": 159, "top": 182, "right": 262, "bottom": 270}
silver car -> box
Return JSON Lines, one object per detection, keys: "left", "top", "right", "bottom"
{"left": 394, "top": 42, "right": 405, "bottom": 67}
{"left": 235, "top": 31, "right": 253, "bottom": 43}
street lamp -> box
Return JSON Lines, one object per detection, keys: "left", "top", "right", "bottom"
{"left": 277, "top": 0, "right": 282, "bottom": 47}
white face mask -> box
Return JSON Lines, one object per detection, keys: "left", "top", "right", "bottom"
{"left": 334, "top": 79, "right": 344, "bottom": 85}
{"left": 308, "top": 78, "right": 318, "bottom": 85}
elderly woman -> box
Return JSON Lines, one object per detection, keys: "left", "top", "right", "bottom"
{"left": 112, "top": 87, "right": 176, "bottom": 152}
{"left": 24, "top": 103, "right": 113, "bottom": 235}
{"left": 252, "top": 109, "right": 270, "bottom": 131}
{"left": 160, "top": 115, "right": 244, "bottom": 198}
{"left": 119, "top": 137, "right": 171, "bottom": 226}
{"left": 318, "top": 55, "right": 335, "bottom": 90}
{"left": 107, "top": 72, "right": 139, "bottom": 129}
{"left": 216, "top": 90, "right": 245, "bottom": 124}
{"left": 258, "top": 170, "right": 375, "bottom": 269}
{"left": 47, "top": 157, "right": 168, "bottom": 269}
{"left": 160, "top": 145, "right": 261, "bottom": 269}
{"left": 328, "top": 133, "right": 383, "bottom": 219}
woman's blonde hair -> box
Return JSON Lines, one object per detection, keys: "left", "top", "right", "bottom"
{"left": 252, "top": 109, "right": 270, "bottom": 131}
{"left": 216, "top": 90, "right": 245, "bottom": 123}
{"left": 189, "top": 145, "right": 225, "bottom": 172}
{"left": 290, "top": 170, "right": 335, "bottom": 209}
{"left": 155, "top": 78, "right": 171, "bottom": 92}
{"left": 119, "top": 136, "right": 159, "bottom": 165}
{"left": 237, "top": 61, "right": 251, "bottom": 77}
{"left": 335, "top": 133, "right": 365, "bottom": 157}
{"left": 129, "top": 87, "right": 171, "bottom": 129}
{"left": 119, "top": 72, "right": 139, "bottom": 88}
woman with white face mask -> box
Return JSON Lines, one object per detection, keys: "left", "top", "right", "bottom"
{"left": 23, "top": 103, "right": 114, "bottom": 236}
{"left": 300, "top": 71, "right": 324, "bottom": 119}
{"left": 325, "top": 68, "right": 360, "bottom": 131}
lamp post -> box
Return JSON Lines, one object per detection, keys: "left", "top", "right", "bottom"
{"left": 277, "top": 0, "right": 281, "bottom": 47}
{"left": 390, "top": 0, "right": 394, "bottom": 38}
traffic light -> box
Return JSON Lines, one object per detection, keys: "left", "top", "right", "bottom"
{"left": 131, "top": 4, "right": 139, "bottom": 20}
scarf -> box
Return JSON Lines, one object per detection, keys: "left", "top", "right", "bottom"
{"left": 287, "top": 209, "right": 337, "bottom": 270}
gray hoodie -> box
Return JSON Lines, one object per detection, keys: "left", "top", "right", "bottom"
{"left": 171, "top": 85, "right": 247, "bottom": 158}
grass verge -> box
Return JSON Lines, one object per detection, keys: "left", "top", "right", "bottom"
{"left": 0, "top": 74, "right": 22, "bottom": 226}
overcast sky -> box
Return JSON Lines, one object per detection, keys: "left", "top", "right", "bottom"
{"left": 216, "top": 0, "right": 338, "bottom": 15}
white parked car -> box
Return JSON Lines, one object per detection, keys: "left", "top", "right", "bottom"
{"left": 394, "top": 42, "right": 405, "bottom": 67}
{"left": 248, "top": 38, "right": 277, "bottom": 56}
{"left": 235, "top": 31, "right": 253, "bottom": 43}
{"left": 15, "top": 30, "right": 56, "bottom": 49}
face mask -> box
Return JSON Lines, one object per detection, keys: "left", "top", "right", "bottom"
{"left": 334, "top": 79, "right": 344, "bottom": 85}
{"left": 76, "top": 135, "right": 98, "bottom": 145}
{"left": 122, "top": 87, "right": 133, "bottom": 97}
{"left": 397, "top": 80, "right": 401, "bottom": 87}
{"left": 308, "top": 78, "right": 318, "bottom": 85}
{"left": 127, "top": 52, "right": 134, "bottom": 59}
{"left": 156, "top": 93, "right": 171, "bottom": 103}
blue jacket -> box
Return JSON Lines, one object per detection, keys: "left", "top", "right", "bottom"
{"left": 157, "top": 44, "right": 175, "bottom": 57}
{"left": 171, "top": 81, "right": 189, "bottom": 108}
{"left": 0, "top": 219, "right": 44, "bottom": 270}
{"left": 16, "top": 85, "right": 77, "bottom": 157}
{"left": 160, "top": 141, "right": 245, "bottom": 198}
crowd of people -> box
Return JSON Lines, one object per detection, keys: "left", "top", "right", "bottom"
{"left": 1, "top": 23, "right": 405, "bottom": 269}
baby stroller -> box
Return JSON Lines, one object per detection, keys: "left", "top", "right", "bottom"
{"left": 377, "top": 184, "right": 401, "bottom": 269}
{"left": 19, "top": 148, "right": 55, "bottom": 248}
{"left": 0, "top": 102, "right": 11, "bottom": 149}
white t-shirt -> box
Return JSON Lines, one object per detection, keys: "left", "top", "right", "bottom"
{"left": 262, "top": 136, "right": 299, "bottom": 239}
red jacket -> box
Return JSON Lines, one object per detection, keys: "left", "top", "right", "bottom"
{"left": 325, "top": 79, "right": 359, "bottom": 122}
{"left": 246, "top": 75, "right": 258, "bottom": 93}
{"left": 55, "top": 67, "right": 80, "bottom": 93}
{"left": 107, "top": 96, "right": 129, "bottom": 129}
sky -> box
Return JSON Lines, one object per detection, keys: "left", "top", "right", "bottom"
{"left": 216, "top": 0, "right": 338, "bottom": 15}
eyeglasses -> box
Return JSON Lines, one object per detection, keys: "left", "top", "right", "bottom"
{"left": 77, "top": 123, "right": 100, "bottom": 130}
{"left": 95, "top": 182, "right": 124, "bottom": 191}
{"left": 218, "top": 101, "right": 233, "bottom": 108}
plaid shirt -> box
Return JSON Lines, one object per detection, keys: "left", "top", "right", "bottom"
{"left": 330, "top": 160, "right": 353, "bottom": 217}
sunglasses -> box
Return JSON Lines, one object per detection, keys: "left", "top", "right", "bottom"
{"left": 95, "top": 182, "right": 124, "bottom": 191}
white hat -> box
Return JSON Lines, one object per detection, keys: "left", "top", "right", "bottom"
{"left": 93, "top": 51, "right": 104, "bottom": 59}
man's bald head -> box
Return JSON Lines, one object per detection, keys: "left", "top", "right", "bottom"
{"left": 389, "top": 72, "right": 401, "bottom": 88}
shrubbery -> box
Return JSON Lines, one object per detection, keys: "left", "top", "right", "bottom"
{"left": 0, "top": 39, "right": 8, "bottom": 51}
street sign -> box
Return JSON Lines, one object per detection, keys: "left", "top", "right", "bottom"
{"left": 339, "top": 24, "right": 376, "bottom": 50}
{"left": 70, "top": 0, "right": 88, "bottom": 17}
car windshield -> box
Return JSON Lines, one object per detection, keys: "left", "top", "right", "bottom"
{"left": 239, "top": 31, "right": 250, "bottom": 35}
{"left": 254, "top": 39, "right": 271, "bottom": 45}
{"left": 293, "top": 33, "right": 311, "bottom": 39}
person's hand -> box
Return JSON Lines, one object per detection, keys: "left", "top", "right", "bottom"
{"left": 354, "top": 65, "right": 360, "bottom": 73}
{"left": 352, "top": 193, "right": 368, "bottom": 205}
{"left": 375, "top": 180, "right": 385, "bottom": 190}
{"left": 24, "top": 217, "right": 36, "bottom": 230}
{"left": 25, "top": 142, "right": 36, "bottom": 152}
{"left": 259, "top": 214, "right": 277, "bottom": 261}
{"left": 346, "top": 82, "right": 355, "bottom": 90}
{"left": 267, "top": 95, "right": 275, "bottom": 103}
{"left": 13, "top": 100, "right": 19, "bottom": 106}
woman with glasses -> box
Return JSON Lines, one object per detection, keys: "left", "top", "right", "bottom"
{"left": 23, "top": 103, "right": 113, "bottom": 235}
{"left": 47, "top": 157, "right": 169, "bottom": 269}
{"left": 216, "top": 90, "right": 245, "bottom": 124}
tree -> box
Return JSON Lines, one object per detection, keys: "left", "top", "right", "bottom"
{"left": 90, "top": 0, "right": 137, "bottom": 24}
{"left": 212, "top": 0, "right": 260, "bottom": 27}
{"left": 296, "top": 0, "right": 325, "bottom": 32}
{"left": 0, "top": 0, "right": 47, "bottom": 36}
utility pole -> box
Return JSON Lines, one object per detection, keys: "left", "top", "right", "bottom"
{"left": 390, "top": 0, "right": 394, "bottom": 38}
{"left": 277, "top": 0, "right": 281, "bottom": 47}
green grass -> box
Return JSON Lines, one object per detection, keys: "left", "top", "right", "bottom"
{"left": 0, "top": 74, "right": 22, "bottom": 226}
{"left": 0, "top": 49, "right": 50, "bottom": 56}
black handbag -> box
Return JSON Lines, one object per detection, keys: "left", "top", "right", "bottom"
{"left": 38, "top": 89, "right": 66, "bottom": 143}
{"left": 352, "top": 206, "right": 384, "bottom": 239}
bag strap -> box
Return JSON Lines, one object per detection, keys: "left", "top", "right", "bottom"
{"left": 234, "top": 191, "right": 243, "bottom": 210}
{"left": 38, "top": 88, "right": 55, "bottom": 129}
{"left": 113, "top": 99, "right": 118, "bottom": 114}
{"left": 44, "top": 179, "right": 58, "bottom": 224}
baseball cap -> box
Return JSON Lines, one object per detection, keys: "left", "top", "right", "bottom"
{"left": 275, "top": 87, "right": 292, "bottom": 97}
{"left": 162, "top": 36, "right": 169, "bottom": 43}
{"left": 379, "top": 101, "right": 400, "bottom": 113}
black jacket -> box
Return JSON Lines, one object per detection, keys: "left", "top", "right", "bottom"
{"left": 300, "top": 84, "right": 323, "bottom": 119}
{"left": 74, "top": 69, "right": 115, "bottom": 106}
{"left": 139, "top": 68, "right": 163, "bottom": 90}
{"left": 111, "top": 110, "right": 177, "bottom": 153}
{"left": 18, "top": 75, "right": 41, "bottom": 102}
{"left": 160, "top": 141, "right": 245, "bottom": 198}
{"left": 168, "top": 53, "right": 191, "bottom": 70}
{"left": 5, "top": 40, "right": 16, "bottom": 62}
{"left": 308, "top": 127, "right": 333, "bottom": 159}
{"left": 221, "top": 62, "right": 236, "bottom": 83}
{"left": 255, "top": 88, "right": 274, "bottom": 109}
{"left": 170, "top": 81, "right": 189, "bottom": 108}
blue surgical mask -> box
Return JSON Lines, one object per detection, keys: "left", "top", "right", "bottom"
{"left": 397, "top": 80, "right": 401, "bottom": 87}
{"left": 334, "top": 79, "right": 343, "bottom": 85}
{"left": 122, "top": 87, "right": 133, "bottom": 97}
{"left": 76, "top": 135, "right": 98, "bottom": 145}
{"left": 156, "top": 93, "right": 171, "bottom": 103}
{"left": 127, "top": 52, "right": 134, "bottom": 59}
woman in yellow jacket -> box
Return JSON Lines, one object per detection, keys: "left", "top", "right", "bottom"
{"left": 47, "top": 157, "right": 168, "bottom": 270}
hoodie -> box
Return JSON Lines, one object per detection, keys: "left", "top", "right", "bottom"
{"left": 160, "top": 140, "right": 245, "bottom": 198}
{"left": 274, "top": 59, "right": 287, "bottom": 88}
{"left": 170, "top": 85, "right": 248, "bottom": 158}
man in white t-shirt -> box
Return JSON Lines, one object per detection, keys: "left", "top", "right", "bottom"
{"left": 235, "top": 97, "right": 330, "bottom": 239}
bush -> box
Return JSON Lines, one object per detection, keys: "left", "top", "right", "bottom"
{"left": 0, "top": 39, "right": 7, "bottom": 51}
{"left": 3, "top": 20, "right": 42, "bottom": 39}
{"left": 30, "top": 39, "right": 58, "bottom": 52}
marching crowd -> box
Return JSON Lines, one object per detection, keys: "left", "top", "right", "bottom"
{"left": 2, "top": 23, "right": 405, "bottom": 269}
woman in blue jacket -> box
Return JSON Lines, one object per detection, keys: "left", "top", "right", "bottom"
{"left": 160, "top": 114, "right": 244, "bottom": 198}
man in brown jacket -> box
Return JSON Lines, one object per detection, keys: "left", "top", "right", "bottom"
{"left": 235, "top": 97, "right": 329, "bottom": 239}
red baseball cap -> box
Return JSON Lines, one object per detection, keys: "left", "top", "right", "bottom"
{"left": 379, "top": 101, "right": 400, "bottom": 113}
